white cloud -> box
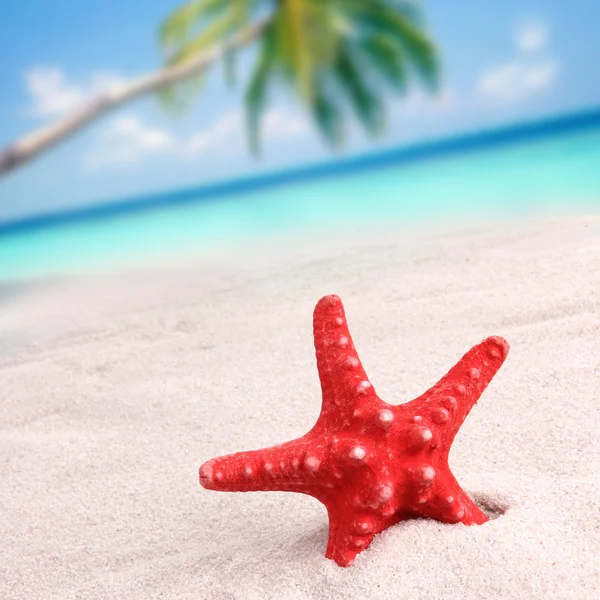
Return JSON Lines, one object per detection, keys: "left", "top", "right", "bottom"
{"left": 22, "top": 65, "right": 310, "bottom": 149}
{"left": 85, "top": 115, "right": 174, "bottom": 170}
{"left": 21, "top": 64, "right": 311, "bottom": 169}
{"left": 478, "top": 59, "right": 558, "bottom": 101}
{"left": 477, "top": 20, "right": 557, "bottom": 102}
{"left": 185, "top": 108, "right": 309, "bottom": 157}
{"left": 24, "top": 66, "right": 125, "bottom": 118}
{"left": 517, "top": 23, "right": 548, "bottom": 52}
{"left": 478, "top": 59, "right": 557, "bottom": 102}
{"left": 85, "top": 107, "right": 309, "bottom": 170}
{"left": 186, "top": 111, "right": 243, "bottom": 156}
{"left": 263, "top": 109, "right": 309, "bottom": 140}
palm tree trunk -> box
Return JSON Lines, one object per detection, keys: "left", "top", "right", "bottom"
{"left": 0, "top": 18, "right": 269, "bottom": 177}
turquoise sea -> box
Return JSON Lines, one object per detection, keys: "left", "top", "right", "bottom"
{"left": 1, "top": 110, "right": 600, "bottom": 284}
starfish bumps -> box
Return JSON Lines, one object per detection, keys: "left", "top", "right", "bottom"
{"left": 199, "top": 295, "right": 509, "bottom": 566}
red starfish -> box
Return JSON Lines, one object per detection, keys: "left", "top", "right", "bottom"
{"left": 199, "top": 295, "right": 509, "bottom": 566}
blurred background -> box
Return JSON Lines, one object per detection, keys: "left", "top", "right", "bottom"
{"left": 1, "top": 0, "right": 599, "bottom": 283}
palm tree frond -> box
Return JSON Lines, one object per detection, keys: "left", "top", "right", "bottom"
{"left": 223, "top": 47, "right": 237, "bottom": 87}
{"left": 357, "top": 34, "right": 408, "bottom": 92}
{"left": 245, "top": 26, "right": 276, "bottom": 155}
{"left": 334, "top": 45, "right": 385, "bottom": 137}
{"left": 166, "top": 8, "right": 244, "bottom": 66}
{"left": 159, "top": 0, "right": 225, "bottom": 50}
{"left": 274, "top": 0, "right": 314, "bottom": 101}
{"left": 274, "top": 0, "right": 340, "bottom": 102}
{"left": 335, "top": 0, "right": 439, "bottom": 90}
{"left": 380, "top": 10, "right": 439, "bottom": 89}
{"left": 155, "top": 73, "right": 205, "bottom": 114}
{"left": 377, "top": 0, "right": 427, "bottom": 26}
{"left": 311, "top": 82, "right": 345, "bottom": 147}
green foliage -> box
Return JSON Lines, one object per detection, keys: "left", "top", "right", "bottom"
{"left": 245, "top": 24, "right": 276, "bottom": 155}
{"left": 358, "top": 34, "right": 408, "bottom": 93}
{"left": 223, "top": 46, "right": 236, "bottom": 87}
{"left": 334, "top": 44, "right": 385, "bottom": 136}
{"left": 162, "top": 1, "right": 250, "bottom": 67}
{"left": 337, "top": 0, "right": 440, "bottom": 90}
{"left": 155, "top": 73, "right": 205, "bottom": 115}
{"left": 311, "top": 80, "right": 345, "bottom": 147}
{"left": 272, "top": 0, "right": 340, "bottom": 102}
{"left": 158, "top": 0, "right": 440, "bottom": 153}
{"left": 159, "top": 0, "right": 230, "bottom": 52}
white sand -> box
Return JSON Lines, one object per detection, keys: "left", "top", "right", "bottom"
{"left": 1, "top": 215, "right": 600, "bottom": 599}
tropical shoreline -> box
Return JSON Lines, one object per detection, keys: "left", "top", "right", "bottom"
{"left": 2, "top": 105, "right": 600, "bottom": 236}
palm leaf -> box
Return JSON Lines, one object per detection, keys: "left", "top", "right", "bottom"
{"left": 155, "top": 73, "right": 205, "bottom": 114}
{"left": 245, "top": 25, "right": 276, "bottom": 155}
{"left": 223, "top": 46, "right": 236, "bottom": 87}
{"left": 357, "top": 34, "right": 408, "bottom": 92}
{"left": 334, "top": 44, "right": 384, "bottom": 136}
{"left": 159, "top": 0, "right": 225, "bottom": 50}
{"left": 336, "top": 0, "right": 439, "bottom": 89}
{"left": 379, "top": 8, "right": 439, "bottom": 89}
{"left": 376, "top": 0, "right": 426, "bottom": 26}
{"left": 274, "top": 0, "right": 314, "bottom": 101}
{"left": 166, "top": 8, "right": 244, "bottom": 66}
{"left": 273, "top": 0, "right": 339, "bottom": 102}
{"left": 311, "top": 79, "right": 345, "bottom": 147}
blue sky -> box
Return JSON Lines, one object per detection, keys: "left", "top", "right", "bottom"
{"left": 1, "top": 0, "right": 599, "bottom": 224}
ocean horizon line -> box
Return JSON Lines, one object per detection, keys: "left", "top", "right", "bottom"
{"left": 2, "top": 104, "right": 600, "bottom": 236}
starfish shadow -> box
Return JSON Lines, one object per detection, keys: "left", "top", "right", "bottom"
{"left": 288, "top": 521, "right": 329, "bottom": 555}
{"left": 471, "top": 491, "right": 510, "bottom": 520}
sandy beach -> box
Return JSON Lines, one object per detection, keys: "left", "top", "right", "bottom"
{"left": 1, "top": 214, "right": 599, "bottom": 599}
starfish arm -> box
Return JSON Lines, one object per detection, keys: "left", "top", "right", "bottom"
{"left": 199, "top": 439, "right": 327, "bottom": 495}
{"left": 312, "top": 295, "right": 376, "bottom": 419}
{"left": 406, "top": 336, "right": 509, "bottom": 449}
{"left": 412, "top": 471, "right": 488, "bottom": 525}
{"left": 324, "top": 507, "right": 378, "bottom": 567}
{"left": 323, "top": 467, "right": 401, "bottom": 567}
